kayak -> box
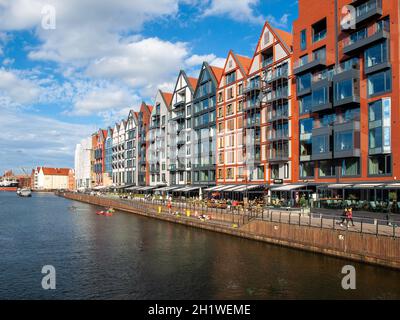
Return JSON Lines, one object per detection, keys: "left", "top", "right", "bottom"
{"left": 96, "top": 210, "right": 114, "bottom": 217}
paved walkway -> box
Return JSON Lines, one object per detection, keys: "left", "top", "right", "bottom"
{"left": 97, "top": 195, "right": 399, "bottom": 238}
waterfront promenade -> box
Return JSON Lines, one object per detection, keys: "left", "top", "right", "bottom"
{"left": 59, "top": 192, "right": 400, "bottom": 270}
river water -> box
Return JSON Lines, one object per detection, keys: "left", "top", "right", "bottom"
{"left": 0, "top": 192, "right": 399, "bottom": 300}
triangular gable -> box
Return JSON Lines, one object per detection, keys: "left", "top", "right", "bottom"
{"left": 219, "top": 50, "right": 250, "bottom": 86}
{"left": 193, "top": 62, "right": 222, "bottom": 98}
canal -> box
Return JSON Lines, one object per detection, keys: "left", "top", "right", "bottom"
{"left": 1, "top": 192, "right": 399, "bottom": 300}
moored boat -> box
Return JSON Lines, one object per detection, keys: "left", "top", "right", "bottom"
{"left": 18, "top": 188, "right": 32, "bottom": 197}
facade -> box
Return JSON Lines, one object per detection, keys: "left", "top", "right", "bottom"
{"left": 192, "top": 62, "right": 223, "bottom": 187}
{"left": 137, "top": 102, "right": 153, "bottom": 186}
{"left": 292, "top": 0, "right": 400, "bottom": 201}
{"left": 93, "top": 129, "right": 107, "bottom": 186}
{"left": 169, "top": 71, "right": 198, "bottom": 186}
{"left": 247, "top": 22, "right": 293, "bottom": 186}
{"left": 148, "top": 91, "right": 172, "bottom": 187}
{"left": 35, "top": 167, "right": 70, "bottom": 190}
{"left": 125, "top": 111, "right": 138, "bottom": 186}
{"left": 112, "top": 122, "right": 126, "bottom": 186}
{"left": 104, "top": 127, "right": 113, "bottom": 186}
{"left": 216, "top": 51, "right": 252, "bottom": 185}
{"left": 74, "top": 136, "right": 93, "bottom": 189}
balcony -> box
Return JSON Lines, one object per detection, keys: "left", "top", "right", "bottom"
{"left": 243, "top": 80, "right": 261, "bottom": 94}
{"left": 244, "top": 99, "right": 261, "bottom": 111}
{"left": 311, "top": 126, "right": 333, "bottom": 161}
{"left": 267, "top": 109, "right": 289, "bottom": 123}
{"left": 173, "top": 100, "right": 186, "bottom": 110}
{"left": 342, "top": 0, "right": 383, "bottom": 31}
{"left": 169, "top": 162, "right": 186, "bottom": 171}
{"left": 294, "top": 55, "right": 326, "bottom": 75}
{"left": 265, "top": 89, "right": 289, "bottom": 103}
{"left": 311, "top": 79, "right": 332, "bottom": 113}
{"left": 245, "top": 117, "right": 261, "bottom": 128}
{"left": 265, "top": 68, "right": 289, "bottom": 83}
{"left": 342, "top": 23, "right": 389, "bottom": 55}
{"left": 333, "top": 65, "right": 360, "bottom": 107}
{"left": 268, "top": 150, "right": 289, "bottom": 163}
{"left": 333, "top": 121, "right": 361, "bottom": 158}
{"left": 268, "top": 132, "right": 289, "bottom": 142}
{"left": 170, "top": 111, "right": 185, "bottom": 122}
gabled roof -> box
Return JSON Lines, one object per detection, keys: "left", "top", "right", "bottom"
{"left": 210, "top": 65, "right": 224, "bottom": 84}
{"left": 273, "top": 27, "right": 293, "bottom": 50}
{"left": 161, "top": 91, "right": 173, "bottom": 108}
{"left": 235, "top": 54, "right": 252, "bottom": 74}
{"left": 188, "top": 77, "right": 198, "bottom": 91}
{"left": 41, "top": 167, "right": 70, "bottom": 176}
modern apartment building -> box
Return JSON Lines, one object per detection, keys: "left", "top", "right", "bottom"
{"left": 216, "top": 51, "right": 252, "bottom": 185}
{"left": 74, "top": 136, "right": 93, "bottom": 189}
{"left": 246, "top": 21, "right": 294, "bottom": 187}
{"left": 104, "top": 127, "right": 113, "bottom": 185}
{"left": 148, "top": 90, "right": 172, "bottom": 187}
{"left": 125, "top": 110, "right": 138, "bottom": 186}
{"left": 169, "top": 71, "right": 198, "bottom": 186}
{"left": 137, "top": 102, "right": 153, "bottom": 186}
{"left": 112, "top": 121, "right": 126, "bottom": 186}
{"left": 192, "top": 62, "right": 223, "bottom": 187}
{"left": 292, "top": 0, "right": 400, "bottom": 200}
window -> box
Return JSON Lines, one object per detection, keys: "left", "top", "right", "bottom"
{"left": 300, "top": 118, "right": 313, "bottom": 135}
{"left": 300, "top": 95, "right": 312, "bottom": 114}
{"left": 218, "top": 92, "right": 223, "bottom": 103}
{"left": 228, "top": 88, "right": 234, "bottom": 99}
{"left": 335, "top": 79, "right": 353, "bottom": 101}
{"left": 312, "top": 19, "right": 327, "bottom": 43}
{"left": 257, "top": 166, "right": 264, "bottom": 180}
{"left": 313, "top": 46, "right": 326, "bottom": 61}
{"left": 313, "top": 135, "right": 331, "bottom": 155}
{"left": 300, "top": 162, "right": 314, "bottom": 178}
{"left": 312, "top": 86, "right": 328, "bottom": 106}
{"left": 284, "top": 164, "right": 289, "bottom": 179}
{"left": 368, "top": 155, "right": 392, "bottom": 176}
{"left": 297, "top": 73, "right": 311, "bottom": 93}
{"left": 238, "top": 84, "right": 243, "bottom": 95}
{"left": 341, "top": 158, "right": 360, "bottom": 176}
{"left": 226, "top": 72, "right": 236, "bottom": 85}
{"left": 226, "top": 168, "right": 234, "bottom": 179}
{"left": 368, "top": 99, "right": 391, "bottom": 154}
{"left": 271, "top": 165, "right": 279, "bottom": 179}
{"left": 335, "top": 131, "right": 353, "bottom": 152}
{"left": 227, "top": 104, "right": 234, "bottom": 116}
{"left": 368, "top": 70, "right": 392, "bottom": 97}
{"left": 369, "top": 127, "right": 382, "bottom": 149}
{"left": 365, "top": 41, "right": 388, "bottom": 69}
{"left": 300, "top": 29, "right": 307, "bottom": 50}
{"left": 319, "top": 160, "right": 335, "bottom": 177}
{"left": 237, "top": 100, "right": 244, "bottom": 112}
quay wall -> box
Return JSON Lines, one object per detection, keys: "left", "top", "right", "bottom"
{"left": 61, "top": 193, "right": 400, "bottom": 270}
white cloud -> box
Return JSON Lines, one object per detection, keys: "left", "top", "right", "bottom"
{"left": 0, "top": 68, "right": 40, "bottom": 104}
{"left": 202, "top": 0, "right": 264, "bottom": 24}
{"left": 0, "top": 110, "right": 95, "bottom": 173}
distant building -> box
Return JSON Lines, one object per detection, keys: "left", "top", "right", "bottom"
{"left": 68, "top": 169, "right": 75, "bottom": 191}
{"left": 34, "top": 167, "right": 71, "bottom": 190}
{"left": 74, "top": 137, "right": 93, "bottom": 189}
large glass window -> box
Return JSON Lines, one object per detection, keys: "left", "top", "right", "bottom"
{"left": 369, "top": 127, "right": 382, "bottom": 149}
{"left": 312, "top": 86, "right": 328, "bottom": 106}
{"left": 226, "top": 71, "right": 236, "bottom": 85}
{"left": 319, "top": 160, "right": 335, "bottom": 177}
{"left": 335, "top": 131, "right": 353, "bottom": 152}
{"left": 368, "top": 69, "right": 392, "bottom": 97}
{"left": 341, "top": 158, "right": 360, "bottom": 176}
{"left": 300, "top": 95, "right": 312, "bottom": 114}
{"left": 300, "top": 162, "right": 314, "bottom": 178}
{"left": 300, "top": 118, "right": 313, "bottom": 134}
{"left": 313, "top": 135, "right": 331, "bottom": 155}
{"left": 368, "top": 155, "right": 392, "bottom": 176}
{"left": 297, "top": 73, "right": 311, "bottom": 92}
{"left": 335, "top": 79, "right": 353, "bottom": 101}
{"left": 312, "top": 19, "right": 327, "bottom": 43}
{"left": 365, "top": 41, "right": 388, "bottom": 69}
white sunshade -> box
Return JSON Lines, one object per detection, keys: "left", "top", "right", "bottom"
{"left": 157, "top": 186, "right": 179, "bottom": 192}
{"left": 223, "top": 185, "right": 244, "bottom": 192}
{"left": 126, "top": 186, "right": 140, "bottom": 191}
{"left": 356, "top": 183, "right": 384, "bottom": 189}
{"left": 205, "top": 186, "right": 220, "bottom": 191}
{"left": 385, "top": 183, "right": 400, "bottom": 189}
{"left": 216, "top": 185, "right": 237, "bottom": 191}
{"left": 327, "top": 184, "right": 354, "bottom": 189}
{"left": 140, "top": 186, "right": 157, "bottom": 191}
{"left": 184, "top": 186, "right": 201, "bottom": 192}
{"left": 271, "top": 184, "right": 306, "bottom": 192}
{"left": 172, "top": 186, "right": 189, "bottom": 192}
{"left": 93, "top": 186, "right": 107, "bottom": 190}
{"left": 233, "top": 184, "right": 264, "bottom": 192}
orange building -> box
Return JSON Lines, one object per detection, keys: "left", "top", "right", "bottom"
{"left": 92, "top": 129, "right": 107, "bottom": 186}
{"left": 291, "top": 0, "right": 400, "bottom": 203}
{"left": 137, "top": 102, "right": 153, "bottom": 186}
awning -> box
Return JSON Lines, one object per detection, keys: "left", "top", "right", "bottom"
{"left": 183, "top": 186, "right": 201, "bottom": 192}
{"left": 140, "top": 186, "right": 157, "bottom": 191}
{"left": 356, "top": 183, "right": 384, "bottom": 189}
{"left": 156, "top": 186, "right": 180, "bottom": 192}
{"left": 216, "top": 185, "right": 237, "bottom": 191}
{"left": 223, "top": 185, "right": 244, "bottom": 192}
{"left": 93, "top": 186, "right": 107, "bottom": 190}
{"left": 385, "top": 183, "right": 400, "bottom": 189}
{"left": 172, "top": 186, "right": 189, "bottom": 192}
{"left": 126, "top": 186, "right": 140, "bottom": 191}
{"left": 325, "top": 184, "right": 354, "bottom": 189}
{"left": 271, "top": 184, "right": 306, "bottom": 192}
{"left": 233, "top": 184, "right": 264, "bottom": 192}
{"left": 205, "top": 185, "right": 221, "bottom": 192}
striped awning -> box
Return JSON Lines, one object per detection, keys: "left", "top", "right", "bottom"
{"left": 326, "top": 184, "right": 354, "bottom": 189}
{"left": 156, "top": 186, "right": 180, "bottom": 192}
{"left": 356, "top": 183, "right": 384, "bottom": 189}
{"left": 271, "top": 184, "right": 306, "bottom": 191}
{"left": 233, "top": 184, "right": 265, "bottom": 192}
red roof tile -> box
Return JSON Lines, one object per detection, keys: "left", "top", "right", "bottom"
{"left": 273, "top": 28, "right": 293, "bottom": 48}
{"left": 41, "top": 167, "right": 70, "bottom": 176}
{"left": 210, "top": 66, "right": 224, "bottom": 84}
{"left": 188, "top": 77, "right": 198, "bottom": 90}
{"left": 236, "top": 54, "right": 252, "bottom": 73}
{"left": 161, "top": 92, "right": 173, "bottom": 106}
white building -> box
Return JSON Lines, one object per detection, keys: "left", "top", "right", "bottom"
{"left": 35, "top": 167, "right": 70, "bottom": 190}
{"left": 169, "top": 71, "right": 197, "bottom": 186}
{"left": 149, "top": 90, "right": 172, "bottom": 187}
{"left": 125, "top": 111, "right": 138, "bottom": 186}
{"left": 74, "top": 137, "right": 93, "bottom": 189}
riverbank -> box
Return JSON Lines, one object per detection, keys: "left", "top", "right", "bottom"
{"left": 59, "top": 192, "right": 400, "bottom": 270}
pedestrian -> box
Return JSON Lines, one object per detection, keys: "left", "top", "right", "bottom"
{"left": 340, "top": 208, "right": 348, "bottom": 227}
{"left": 386, "top": 212, "right": 393, "bottom": 226}
{"left": 167, "top": 200, "right": 172, "bottom": 214}
{"left": 347, "top": 207, "right": 355, "bottom": 227}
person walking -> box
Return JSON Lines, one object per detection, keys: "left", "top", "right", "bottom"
{"left": 340, "top": 208, "right": 348, "bottom": 227}
{"left": 167, "top": 200, "right": 172, "bottom": 214}
{"left": 347, "top": 207, "right": 355, "bottom": 227}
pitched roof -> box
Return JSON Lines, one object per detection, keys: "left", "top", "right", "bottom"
{"left": 235, "top": 54, "right": 252, "bottom": 74}
{"left": 210, "top": 65, "right": 224, "bottom": 83}
{"left": 161, "top": 91, "right": 173, "bottom": 107}
{"left": 41, "top": 167, "right": 70, "bottom": 176}
{"left": 188, "top": 77, "right": 198, "bottom": 90}
{"left": 273, "top": 27, "right": 293, "bottom": 49}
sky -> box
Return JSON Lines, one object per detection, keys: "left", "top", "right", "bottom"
{"left": 0, "top": 0, "right": 298, "bottom": 174}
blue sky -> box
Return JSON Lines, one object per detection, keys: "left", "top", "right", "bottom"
{"left": 0, "top": 0, "right": 298, "bottom": 174}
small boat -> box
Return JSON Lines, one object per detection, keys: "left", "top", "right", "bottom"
{"left": 18, "top": 188, "right": 32, "bottom": 197}
{"left": 96, "top": 208, "right": 114, "bottom": 217}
